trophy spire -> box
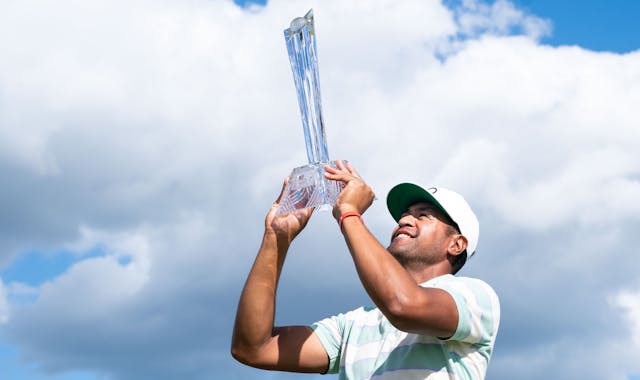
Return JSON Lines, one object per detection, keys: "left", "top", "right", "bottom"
{"left": 284, "top": 9, "right": 329, "bottom": 164}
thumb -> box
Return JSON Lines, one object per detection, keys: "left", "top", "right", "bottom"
{"left": 274, "top": 177, "right": 290, "bottom": 205}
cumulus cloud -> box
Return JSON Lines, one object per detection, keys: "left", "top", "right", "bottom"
{"left": 454, "top": 0, "right": 551, "bottom": 40}
{"left": 0, "top": 0, "right": 639, "bottom": 379}
{"left": 613, "top": 287, "right": 640, "bottom": 346}
{"left": 608, "top": 287, "right": 640, "bottom": 377}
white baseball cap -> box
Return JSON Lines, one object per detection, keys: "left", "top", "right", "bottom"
{"left": 386, "top": 183, "right": 479, "bottom": 257}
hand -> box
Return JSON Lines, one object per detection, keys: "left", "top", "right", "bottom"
{"left": 324, "top": 160, "right": 375, "bottom": 221}
{"left": 265, "top": 177, "right": 314, "bottom": 244}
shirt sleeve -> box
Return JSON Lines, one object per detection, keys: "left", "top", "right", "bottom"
{"left": 430, "top": 276, "right": 500, "bottom": 345}
{"left": 310, "top": 313, "right": 345, "bottom": 374}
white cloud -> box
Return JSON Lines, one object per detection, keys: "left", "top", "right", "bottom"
{"left": 455, "top": 0, "right": 551, "bottom": 40}
{"left": 613, "top": 287, "right": 640, "bottom": 346}
{"left": 0, "top": 0, "right": 639, "bottom": 379}
{"left": 609, "top": 287, "right": 640, "bottom": 377}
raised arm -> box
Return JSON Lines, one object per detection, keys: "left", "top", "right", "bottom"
{"left": 324, "top": 162, "right": 459, "bottom": 338}
{"left": 230, "top": 179, "right": 328, "bottom": 373}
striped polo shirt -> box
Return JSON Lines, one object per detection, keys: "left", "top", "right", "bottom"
{"left": 311, "top": 274, "right": 500, "bottom": 380}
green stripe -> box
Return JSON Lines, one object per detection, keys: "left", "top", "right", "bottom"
{"left": 345, "top": 320, "right": 395, "bottom": 345}
{"left": 469, "top": 280, "right": 497, "bottom": 342}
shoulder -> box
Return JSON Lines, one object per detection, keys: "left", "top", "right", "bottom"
{"left": 314, "top": 305, "right": 381, "bottom": 328}
{"left": 423, "top": 275, "right": 499, "bottom": 303}
{"left": 423, "top": 275, "right": 501, "bottom": 329}
{"left": 424, "top": 275, "right": 501, "bottom": 344}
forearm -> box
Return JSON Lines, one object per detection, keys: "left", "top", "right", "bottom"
{"left": 340, "top": 217, "right": 421, "bottom": 318}
{"left": 325, "top": 163, "right": 458, "bottom": 336}
{"left": 232, "top": 231, "right": 289, "bottom": 355}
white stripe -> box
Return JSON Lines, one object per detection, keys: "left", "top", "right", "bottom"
{"left": 343, "top": 307, "right": 386, "bottom": 327}
{"left": 480, "top": 280, "right": 501, "bottom": 335}
{"left": 324, "top": 317, "right": 343, "bottom": 344}
{"left": 371, "top": 368, "right": 457, "bottom": 380}
{"left": 341, "top": 330, "right": 411, "bottom": 366}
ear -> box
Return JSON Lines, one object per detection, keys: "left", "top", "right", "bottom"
{"left": 447, "top": 234, "right": 468, "bottom": 256}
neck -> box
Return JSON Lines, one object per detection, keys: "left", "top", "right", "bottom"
{"left": 401, "top": 261, "right": 451, "bottom": 284}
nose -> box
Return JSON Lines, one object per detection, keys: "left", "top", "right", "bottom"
{"left": 397, "top": 213, "right": 416, "bottom": 227}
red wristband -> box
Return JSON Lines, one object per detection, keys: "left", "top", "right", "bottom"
{"left": 339, "top": 211, "right": 362, "bottom": 230}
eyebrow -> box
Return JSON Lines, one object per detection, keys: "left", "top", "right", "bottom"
{"left": 409, "top": 203, "right": 440, "bottom": 213}
{"left": 408, "top": 203, "right": 460, "bottom": 232}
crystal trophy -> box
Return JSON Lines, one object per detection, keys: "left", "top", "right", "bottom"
{"left": 276, "top": 9, "right": 345, "bottom": 215}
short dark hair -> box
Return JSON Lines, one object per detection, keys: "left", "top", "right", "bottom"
{"left": 444, "top": 222, "right": 467, "bottom": 275}
{"left": 450, "top": 250, "right": 467, "bottom": 275}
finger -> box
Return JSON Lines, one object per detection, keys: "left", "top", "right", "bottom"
{"left": 325, "top": 164, "right": 351, "bottom": 181}
{"left": 324, "top": 166, "right": 354, "bottom": 180}
{"left": 274, "top": 176, "right": 290, "bottom": 204}
{"left": 324, "top": 164, "right": 339, "bottom": 174}
{"left": 324, "top": 170, "right": 348, "bottom": 181}
{"left": 346, "top": 162, "right": 361, "bottom": 178}
{"left": 299, "top": 206, "right": 315, "bottom": 219}
{"left": 336, "top": 160, "right": 347, "bottom": 171}
{"left": 291, "top": 206, "right": 314, "bottom": 224}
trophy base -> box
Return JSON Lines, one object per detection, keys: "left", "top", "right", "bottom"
{"left": 276, "top": 161, "right": 346, "bottom": 215}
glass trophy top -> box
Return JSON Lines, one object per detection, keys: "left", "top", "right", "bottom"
{"left": 284, "top": 9, "right": 329, "bottom": 164}
{"left": 285, "top": 9, "right": 314, "bottom": 37}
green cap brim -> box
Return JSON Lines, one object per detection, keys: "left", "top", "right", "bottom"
{"left": 386, "top": 183, "right": 451, "bottom": 222}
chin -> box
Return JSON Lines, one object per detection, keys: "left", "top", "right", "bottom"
{"left": 388, "top": 240, "right": 410, "bottom": 255}
{"left": 387, "top": 245, "right": 408, "bottom": 260}
{"left": 387, "top": 243, "right": 400, "bottom": 255}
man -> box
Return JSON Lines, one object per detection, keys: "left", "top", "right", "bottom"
{"left": 231, "top": 161, "right": 500, "bottom": 379}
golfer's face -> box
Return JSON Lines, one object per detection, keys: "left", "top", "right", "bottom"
{"left": 388, "top": 202, "right": 455, "bottom": 260}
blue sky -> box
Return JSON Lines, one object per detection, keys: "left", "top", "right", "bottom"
{"left": 1, "top": 0, "right": 640, "bottom": 379}
{"left": 511, "top": 0, "right": 640, "bottom": 53}
{"left": 237, "top": 0, "right": 640, "bottom": 53}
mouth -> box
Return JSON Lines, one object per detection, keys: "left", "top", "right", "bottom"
{"left": 392, "top": 228, "right": 414, "bottom": 241}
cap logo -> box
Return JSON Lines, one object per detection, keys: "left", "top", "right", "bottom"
{"left": 427, "top": 187, "right": 438, "bottom": 194}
